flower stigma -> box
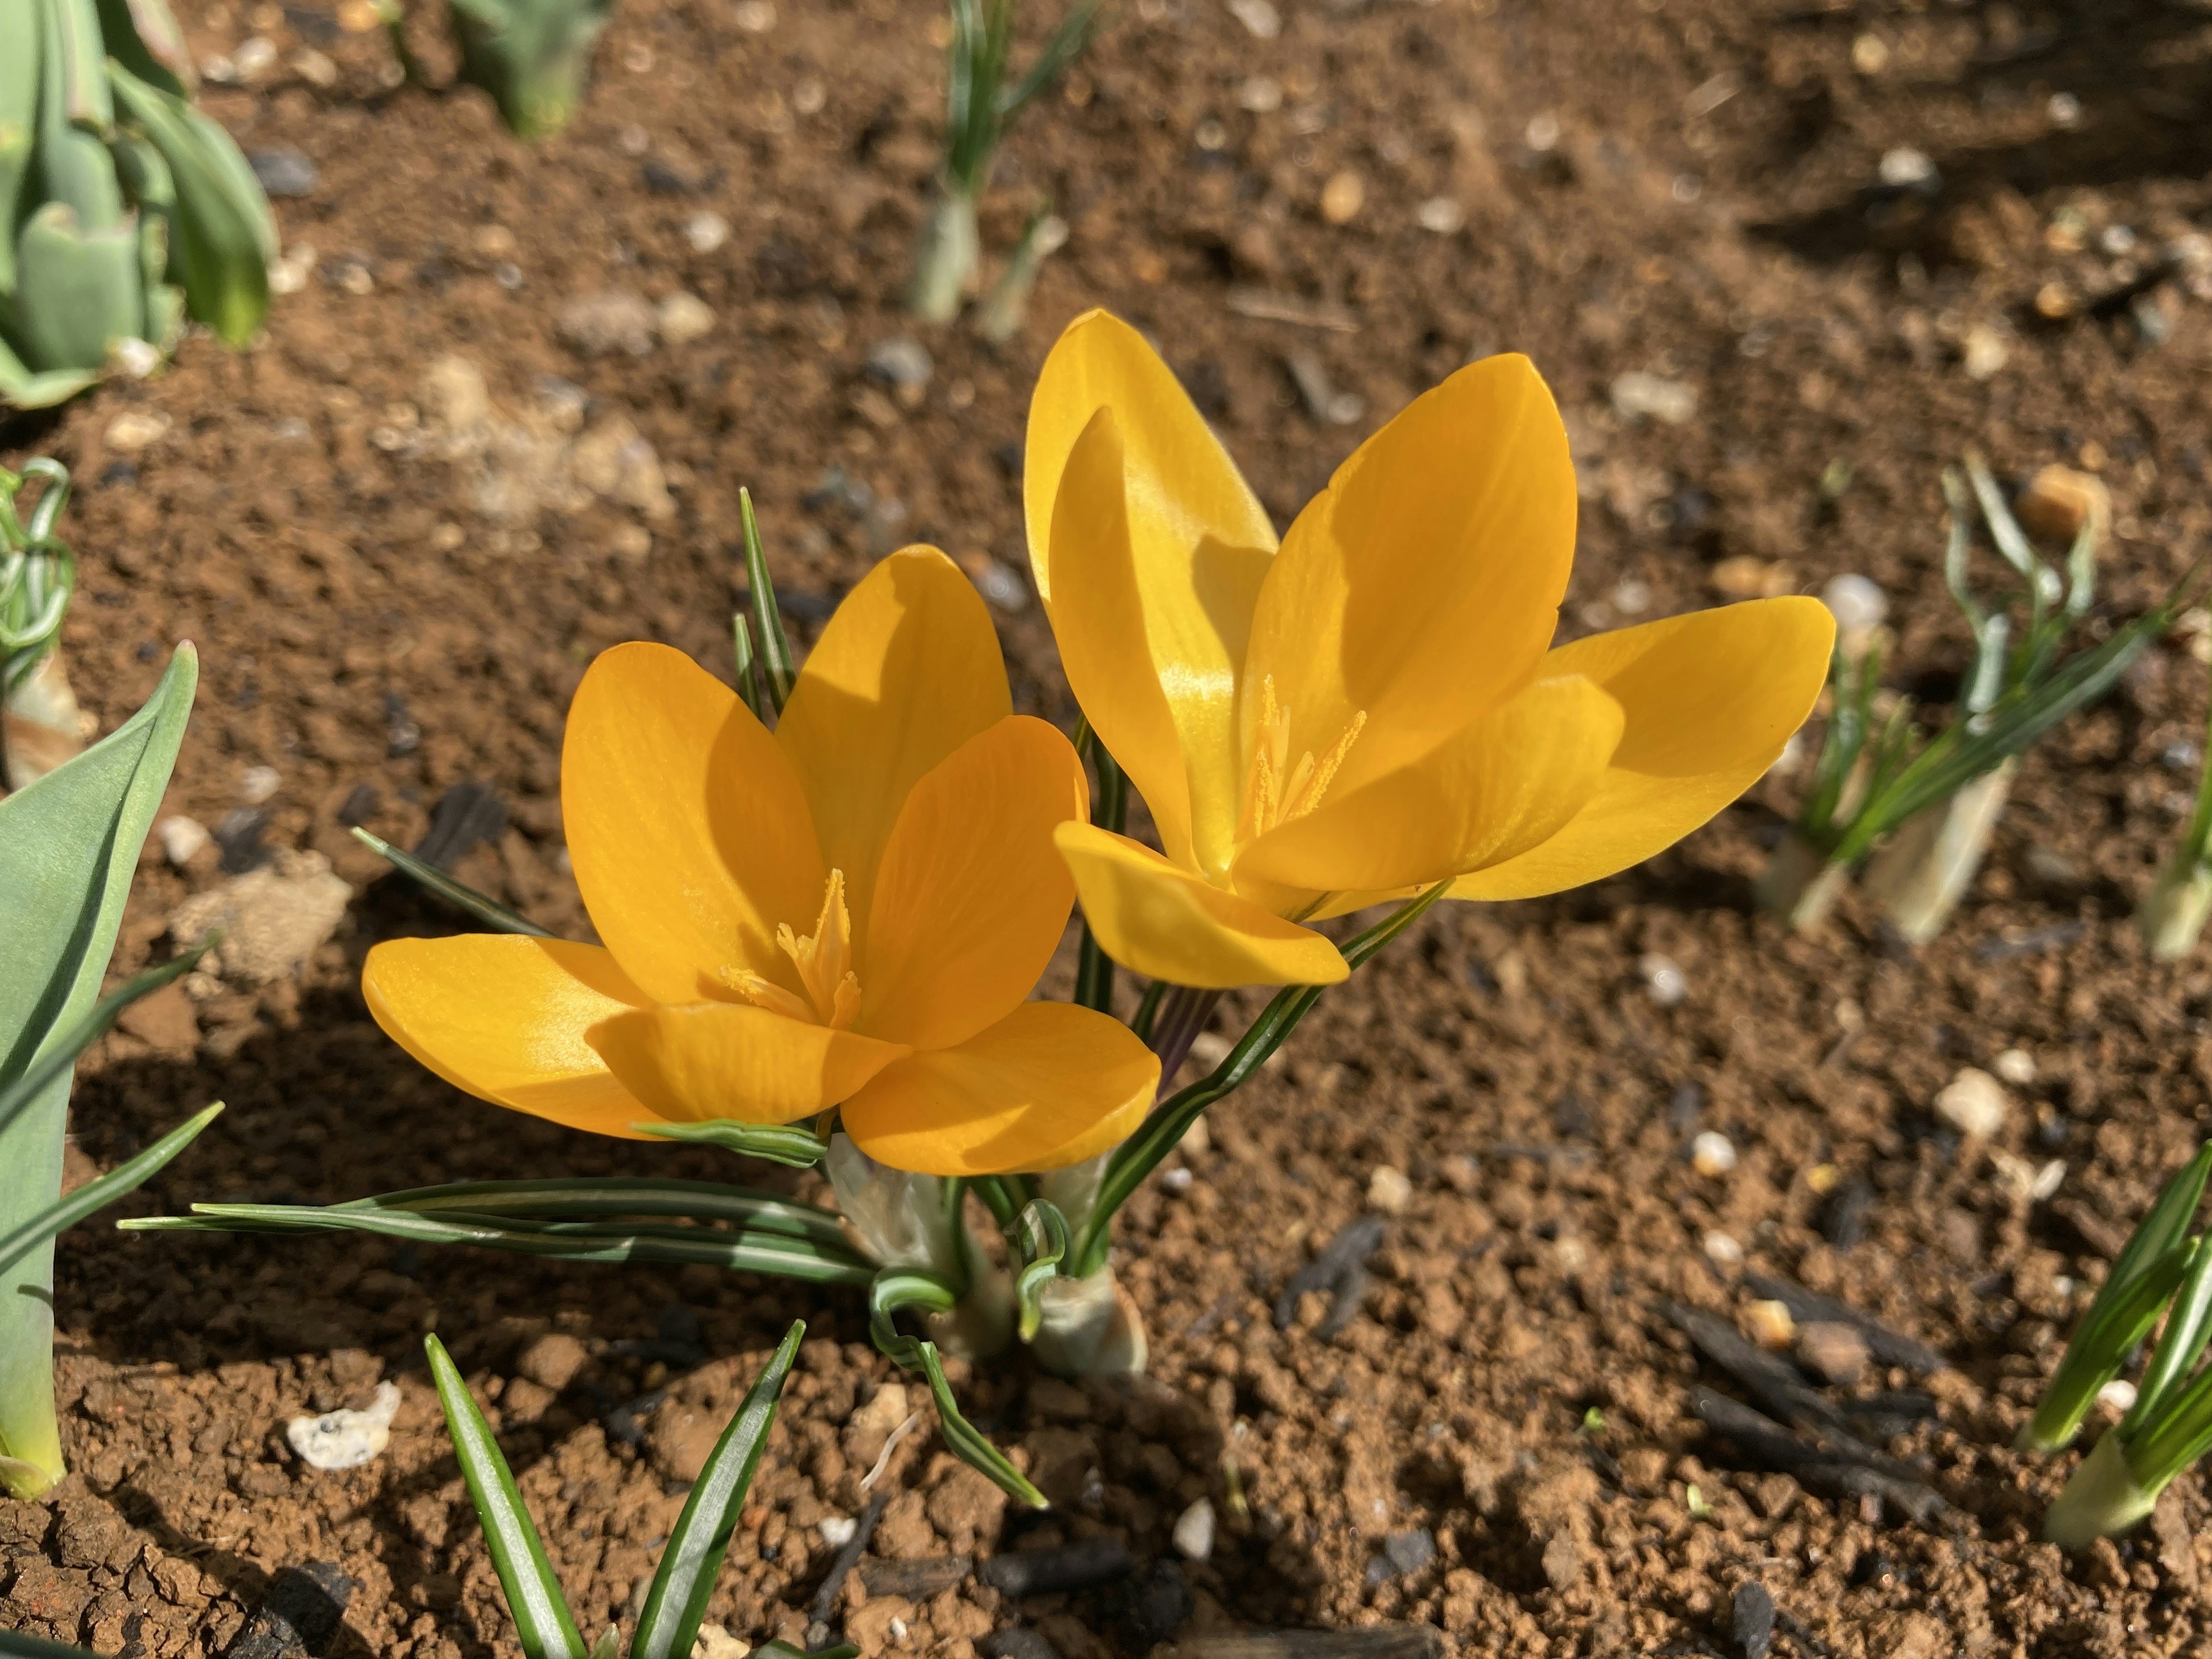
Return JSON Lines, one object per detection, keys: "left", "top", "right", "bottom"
{"left": 733, "top": 868, "right": 863, "bottom": 1028}
{"left": 1237, "top": 673, "right": 1367, "bottom": 846}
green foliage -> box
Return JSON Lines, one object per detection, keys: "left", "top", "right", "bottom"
{"left": 0, "top": 645, "right": 198, "bottom": 1497}
{"left": 445, "top": 0, "right": 618, "bottom": 139}
{"left": 0, "top": 0, "right": 275, "bottom": 407}
{"left": 0, "top": 459, "right": 74, "bottom": 708}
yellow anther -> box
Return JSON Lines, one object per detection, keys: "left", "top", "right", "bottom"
{"left": 735, "top": 869, "right": 863, "bottom": 1029}
{"left": 1238, "top": 675, "right": 1366, "bottom": 843}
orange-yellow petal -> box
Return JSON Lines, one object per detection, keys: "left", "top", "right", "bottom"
{"left": 1244, "top": 353, "right": 1577, "bottom": 793}
{"left": 588, "top": 1002, "right": 911, "bottom": 1126}
{"left": 1234, "top": 674, "right": 1622, "bottom": 895}
{"left": 774, "top": 546, "right": 1012, "bottom": 933}
{"left": 1055, "top": 820, "right": 1347, "bottom": 988}
{"left": 862, "top": 715, "right": 1088, "bottom": 1050}
{"left": 1027, "top": 312, "right": 1277, "bottom": 878}
{"left": 840, "top": 1002, "right": 1159, "bottom": 1176}
{"left": 563, "top": 642, "right": 825, "bottom": 1006}
{"left": 1044, "top": 407, "right": 1197, "bottom": 869}
{"left": 1452, "top": 597, "right": 1837, "bottom": 901}
{"left": 363, "top": 935, "right": 656, "bottom": 1138}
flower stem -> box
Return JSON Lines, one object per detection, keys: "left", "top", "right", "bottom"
{"left": 1029, "top": 1262, "right": 1147, "bottom": 1377}
{"left": 1753, "top": 830, "right": 1850, "bottom": 931}
{"left": 2138, "top": 860, "right": 2212, "bottom": 963}
{"left": 1861, "top": 760, "right": 2014, "bottom": 945}
{"left": 908, "top": 185, "right": 980, "bottom": 324}
{"left": 2044, "top": 1433, "right": 2157, "bottom": 1547}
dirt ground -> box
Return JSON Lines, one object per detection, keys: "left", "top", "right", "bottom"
{"left": 9, "top": 0, "right": 2212, "bottom": 1655}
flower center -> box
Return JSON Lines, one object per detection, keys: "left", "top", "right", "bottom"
{"left": 1237, "top": 673, "right": 1367, "bottom": 844}
{"left": 734, "top": 869, "right": 863, "bottom": 1029}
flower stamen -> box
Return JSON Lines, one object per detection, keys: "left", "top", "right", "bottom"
{"left": 734, "top": 868, "right": 863, "bottom": 1028}
{"left": 1238, "top": 674, "right": 1366, "bottom": 843}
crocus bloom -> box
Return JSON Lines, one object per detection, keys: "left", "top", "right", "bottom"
{"left": 363, "top": 547, "right": 1160, "bottom": 1175}
{"left": 1025, "top": 311, "right": 1834, "bottom": 988}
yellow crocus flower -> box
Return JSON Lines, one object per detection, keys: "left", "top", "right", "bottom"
{"left": 1025, "top": 311, "right": 1836, "bottom": 988}
{"left": 361, "top": 547, "right": 1160, "bottom": 1175}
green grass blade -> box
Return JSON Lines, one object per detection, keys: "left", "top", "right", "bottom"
{"left": 635, "top": 1118, "right": 828, "bottom": 1168}
{"left": 738, "top": 489, "right": 796, "bottom": 713}
{"left": 351, "top": 826, "right": 553, "bottom": 937}
{"left": 870, "top": 1268, "right": 1046, "bottom": 1508}
{"left": 2125, "top": 1230, "right": 2212, "bottom": 1437}
{"left": 425, "top": 1335, "right": 586, "bottom": 1659}
{"left": 1011, "top": 1199, "right": 1069, "bottom": 1343}
{"left": 344, "top": 1175, "right": 849, "bottom": 1245}
{"left": 632, "top": 1321, "right": 805, "bottom": 1659}
{"left": 2021, "top": 1238, "right": 2196, "bottom": 1453}
{"left": 999, "top": 0, "right": 1099, "bottom": 118}
{"left": 0, "top": 942, "right": 210, "bottom": 1140}
{"left": 0, "top": 1103, "right": 221, "bottom": 1277}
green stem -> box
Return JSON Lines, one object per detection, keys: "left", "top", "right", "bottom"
{"left": 908, "top": 184, "right": 980, "bottom": 324}
{"left": 2044, "top": 1432, "right": 2157, "bottom": 1547}
{"left": 1073, "top": 740, "right": 1127, "bottom": 1014}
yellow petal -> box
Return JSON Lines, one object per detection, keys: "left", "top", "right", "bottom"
{"left": 1055, "top": 820, "right": 1348, "bottom": 988}
{"left": 588, "top": 1002, "right": 911, "bottom": 1126}
{"left": 1235, "top": 675, "right": 1622, "bottom": 895}
{"left": 840, "top": 1002, "right": 1159, "bottom": 1176}
{"left": 774, "top": 546, "right": 1011, "bottom": 933}
{"left": 1244, "top": 353, "right": 1577, "bottom": 793}
{"left": 1452, "top": 597, "right": 1837, "bottom": 901}
{"left": 564, "top": 642, "right": 825, "bottom": 1006}
{"left": 862, "top": 715, "right": 1087, "bottom": 1050}
{"left": 363, "top": 935, "right": 656, "bottom": 1138}
{"left": 1027, "top": 312, "right": 1277, "bottom": 879}
{"left": 1044, "top": 407, "right": 1197, "bottom": 868}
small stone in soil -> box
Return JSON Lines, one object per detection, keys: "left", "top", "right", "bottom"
{"left": 982, "top": 1633, "right": 1063, "bottom": 1659}
{"left": 1691, "top": 1131, "right": 1737, "bottom": 1176}
{"left": 225, "top": 1561, "right": 354, "bottom": 1659}
{"left": 286, "top": 1381, "right": 400, "bottom": 1470}
{"left": 978, "top": 1538, "right": 1135, "bottom": 1597}
{"left": 1935, "top": 1067, "right": 2009, "bottom": 1138}
{"left": 1099, "top": 1559, "right": 1194, "bottom": 1654}
{"left": 1639, "top": 953, "right": 1687, "bottom": 1005}
{"left": 1744, "top": 1300, "right": 1794, "bottom": 1350}
{"left": 1796, "top": 1321, "right": 1869, "bottom": 1385}
{"left": 1173, "top": 1497, "right": 1215, "bottom": 1562}
{"left": 248, "top": 147, "right": 319, "bottom": 197}
{"left": 240, "top": 763, "right": 281, "bottom": 805}
{"left": 865, "top": 335, "right": 935, "bottom": 388}
{"left": 1366, "top": 1165, "right": 1412, "bottom": 1214}
{"left": 1610, "top": 370, "right": 1697, "bottom": 425}
{"left": 1384, "top": 1528, "right": 1435, "bottom": 1575}
{"left": 158, "top": 814, "right": 211, "bottom": 866}
{"left": 859, "top": 1555, "right": 971, "bottom": 1598}
{"left": 1993, "top": 1047, "right": 2036, "bottom": 1085}
{"left": 1731, "top": 1581, "right": 1776, "bottom": 1659}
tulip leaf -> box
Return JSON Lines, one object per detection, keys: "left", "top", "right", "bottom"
{"left": 0, "top": 3, "right": 37, "bottom": 297}
{"left": 340, "top": 1175, "right": 850, "bottom": 1248}
{"left": 1009, "top": 1199, "right": 1068, "bottom": 1344}
{"left": 127, "top": 1203, "right": 877, "bottom": 1286}
{"left": 632, "top": 1321, "right": 804, "bottom": 1659}
{"left": 0, "top": 1102, "right": 221, "bottom": 1277}
{"left": 737, "top": 488, "right": 796, "bottom": 714}
{"left": 350, "top": 825, "right": 555, "bottom": 937}
{"left": 0, "top": 941, "right": 211, "bottom": 1141}
{"left": 635, "top": 1117, "right": 829, "bottom": 1169}
{"left": 426, "top": 1334, "right": 589, "bottom": 1659}
{"left": 869, "top": 1268, "right": 1047, "bottom": 1508}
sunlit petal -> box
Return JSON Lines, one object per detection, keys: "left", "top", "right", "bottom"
{"left": 1245, "top": 353, "right": 1576, "bottom": 791}
{"left": 588, "top": 1002, "right": 911, "bottom": 1126}
{"left": 775, "top": 546, "right": 1012, "bottom": 933}
{"left": 1236, "top": 675, "right": 1622, "bottom": 895}
{"left": 563, "top": 642, "right": 824, "bottom": 1006}
{"left": 841, "top": 1002, "right": 1160, "bottom": 1176}
{"left": 1055, "top": 820, "right": 1347, "bottom": 988}
{"left": 1452, "top": 597, "right": 1837, "bottom": 900}
{"left": 1044, "top": 407, "right": 1196, "bottom": 867}
{"left": 363, "top": 935, "right": 656, "bottom": 1139}
{"left": 1027, "top": 312, "right": 1277, "bottom": 878}
{"left": 863, "top": 715, "right": 1088, "bottom": 1049}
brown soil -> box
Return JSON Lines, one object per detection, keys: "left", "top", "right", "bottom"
{"left": 10, "top": 0, "right": 2212, "bottom": 1656}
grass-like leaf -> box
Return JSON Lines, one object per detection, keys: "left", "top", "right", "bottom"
{"left": 425, "top": 1334, "right": 588, "bottom": 1659}
{"left": 635, "top": 1118, "right": 829, "bottom": 1169}
{"left": 351, "top": 826, "right": 553, "bottom": 937}
{"left": 0, "top": 942, "right": 211, "bottom": 1141}
{"left": 0, "top": 1103, "right": 223, "bottom": 1277}
{"left": 870, "top": 1268, "right": 1046, "bottom": 1508}
{"left": 1010, "top": 1199, "right": 1069, "bottom": 1343}
{"left": 339, "top": 1175, "right": 850, "bottom": 1248}
{"left": 2125, "top": 1232, "right": 2212, "bottom": 1438}
{"left": 738, "top": 489, "right": 796, "bottom": 714}
{"left": 632, "top": 1321, "right": 804, "bottom": 1659}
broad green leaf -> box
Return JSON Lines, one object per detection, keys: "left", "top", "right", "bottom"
{"left": 425, "top": 1334, "right": 588, "bottom": 1659}
{"left": 632, "top": 1321, "right": 804, "bottom": 1659}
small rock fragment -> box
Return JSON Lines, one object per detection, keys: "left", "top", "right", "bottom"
{"left": 1640, "top": 953, "right": 1687, "bottom": 1006}
{"left": 248, "top": 147, "right": 318, "bottom": 198}
{"left": 1416, "top": 196, "right": 1465, "bottom": 234}
{"left": 227, "top": 1562, "right": 355, "bottom": 1659}
{"left": 1226, "top": 0, "right": 1280, "bottom": 38}
{"left": 514, "top": 1332, "right": 589, "bottom": 1391}
{"left": 1691, "top": 1131, "right": 1737, "bottom": 1177}
{"left": 1993, "top": 1048, "right": 2036, "bottom": 1086}
{"left": 1319, "top": 170, "right": 1366, "bottom": 224}
{"left": 1935, "top": 1067, "right": 2009, "bottom": 1138}
{"left": 819, "top": 1514, "right": 858, "bottom": 1548}
{"left": 166, "top": 850, "right": 353, "bottom": 983}
{"left": 1366, "top": 1165, "right": 1413, "bottom": 1215}
{"left": 2016, "top": 464, "right": 2111, "bottom": 544}
{"left": 1384, "top": 1528, "right": 1435, "bottom": 1575}
{"left": 1744, "top": 1300, "right": 1794, "bottom": 1350}
{"left": 656, "top": 291, "right": 716, "bottom": 347}
{"left": 1610, "top": 371, "right": 1697, "bottom": 425}
{"left": 1704, "top": 1230, "right": 1744, "bottom": 1267}
{"left": 1731, "top": 1581, "right": 1776, "bottom": 1659}
{"left": 104, "top": 410, "right": 170, "bottom": 453}
{"left": 685, "top": 211, "right": 731, "bottom": 253}
{"left": 286, "top": 1381, "right": 400, "bottom": 1470}
{"left": 418, "top": 355, "right": 491, "bottom": 431}
{"left": 865, "top": 335, "right": 935, "bottom": 389}
{"left": 690, "top": 1623, "right": 749, "bottom": 1659}
{"left": 556, "top": 289, "right": 659, "bottom": 357}
{"left": 2099, "top": 1378, "right": 2138, "bottom": 1416}
{"left": 1820, "top": 573, "right": 1888, "bottom": 635}
{"left": 1877, "top": 147, "right": 1936, "bottom": 190}
{"left": 1796, "top": 1320, "right": 1868, "bottom": 1385}
{"left": 1171, "top": 1497, "right": 1215, "bottom": 1562}
{"left": 157, "top": 815, "right": 211, "bottom": 867}
{"left": 239, "top": 764, "right": 281, "bottom": 805}
{"left": 1961, "top": 324, "right": 2008, "bottom": 381}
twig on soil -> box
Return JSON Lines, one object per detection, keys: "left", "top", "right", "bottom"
{"left": 1225, "top": 287, "right": 1362, "bottom": 333}
{"left": 1690, "top": 1388, "right": 1952, "bottom": 1528}
{"left": 806, "top": 1492, "right": 887, "bottom": 1642}
{"left": 1159, "top": 1628, "right": 1442, "bottom": 1658}
{"left": 1741, "top": 1274, "right": 1947, "bottom": 1374}
{"left": 1274, "top": 1215, "right": 1385, "bottom": 1336}
{"left": 978, "top": 1539, "right": 1137, "bottom": 1597}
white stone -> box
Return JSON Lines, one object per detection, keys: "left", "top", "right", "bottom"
{"left": 286, "top": 1380, "right": 400, "bottom": 1469}
{"left": 1878, "top": 146, "right": 1936, "bottom": 188}
{"left": 239, "top": 764, "right": 281, "bottom": 805}
{"left": 1609, "top": 371, "right": 1696, "bottom": 426}
{"left": 2097, "top": 1378, "right": 2137, "bottom": 1415}
{"left": 1367, "top": 1165, "right": 1413, "bottom": 1215}
{"left": 1227, "top": 0, "right": 1280, "bottom": 37}
{"left": 690, "top": 1622, "right": 751, "bottom": 1659}
{"left": 1172, "top": 1497, "right": 1217, "bottom": 1562}
{"left": 1993, "top": 1048, "right": 2036, "bottom": 1086}
{"left": 1640, "top": 953, "right": 1687, "bottom": 1006}
{"left": 1703, "top": 1230, "right": 1744, "bottom": 1267}
{"left": 157, "top": 816, "right": 210, "bottom": 867}
{"left": 1691, "top": 1131, "right": 1737, "bottom": 1177}
{"left": 656, "top": 291, "right": 716, "bottom": 347}
{"left": 105, "top": 410, "right": 171, "bottom": 453}
{"left": 1820, "top": 573, "right": 1888, "bottom": 634}
{"left": 1935, "top": 1067, "right": 2009, "bottom": 1138}
{"left": 685, "top": 212, "right": 732, "bottom": 253}
{"left": 818, "top": 1514, "right": 857, "bottom": 1548}
{"left": 1416, "top": 196, "right": 1465, "bottom": 235}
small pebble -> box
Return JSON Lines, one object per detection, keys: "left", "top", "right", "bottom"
{"left": 733, "top": 0, "right": 775, "bottom": 28}
{"left": 1877, "top": 146, "right": 1936, "bottom": 189}
{"left": 105, "top": 410, "right": 171, "bottom": 453}
{"left": 1820, "top": 573, "right": 1887, "bottom": 634}
{"left": 1524, "top": 112, "right": 1560, "bottom": 151}
{"left": 1172, "top": 1498, "right": 1215, "bottom": 1562}
{"left": 2048, "top": 90, "right": 2082, "bottom": 127}
{"left": 976, "top": 560, "right": 1029, "bottom": 612}
{"left": 239, "top": 764, "right": 281, "bottom": 806}
{"left": 1703, "top": 1230, "right": 1744, "bottom": 1267}
{"left": 1319, "top": 171, "right": 1366, "bottom": 225}
{"left": 685, "top": 212, "right": 731, "bottom": 253}
{"left": 232, "top": 35, "right": 277, "bottom": 78}
{"left": 1227, "top": 0, "right": 1281, "bottom": 38}
{"left": 287, "top": 1381, "right": 400, "bottom": 1470}
{"left": 819, "top": 1514, "right": 857, "bottom": 1547}
{"left": 1993, "top": 1048, "right": 2036, "bottom": 1086}
{"left": 1691, "top": 1131, "right": 1737, "bottom": 1177}
{"left": 1383, "top": 1528, "right": 1435, "bottom": 1575}
{"left": 1796, "top": 1321, "right": 1869, "bottom": 1385}
{"left": 2099, "top": 1378, "right": 2138, "bottom": 1415}
{"left": 1732, "top": 1581, "right": 1776, "bottom": 1659}
{"left": 1610, "top": 371, "right": 1697, "bottom": 425}
{"left": 1640, "top": 953, "right": 1687, "bottom": 1006}
{"left": 158, "top": 816, "right": 211, "bottom": 867}
{"left": 248, "top": 147, "right": 318, "bottom": 198}
{"left": 656, "top": 291, "right": 716, "bottom": 347}
{"left": 1238, "top": 75, "right": 1282, "bottom": 113}
{"left": 291, "top": 49, "right": 337, "bottom": 87}
{"left": 1161, "top": 1166, "right": 1194, "bottom": 1194}
{"left": 691, "top": 1623, "right": 748, "bottom": 1659}
{"left": 1935, "top": 1067, "right": 2009, "bottom": 1138}
{"left": 865, "top": 335, "right": 935, "bottom": 389}
{"left": 1367, "top": 1166, "right": 1413, "bottom": 1215}
{"left": 2015, "top": 464, "right": 2109, "bottom": 544}
{"left": 1744, "top": 1300, "right": 1794, "bottom": 1350}
{"left": 1416, "top": 196, "right": 1464, "bottom": 234}
{"left": 1960, "top": 324, "right": 2009, "bottom": 381}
